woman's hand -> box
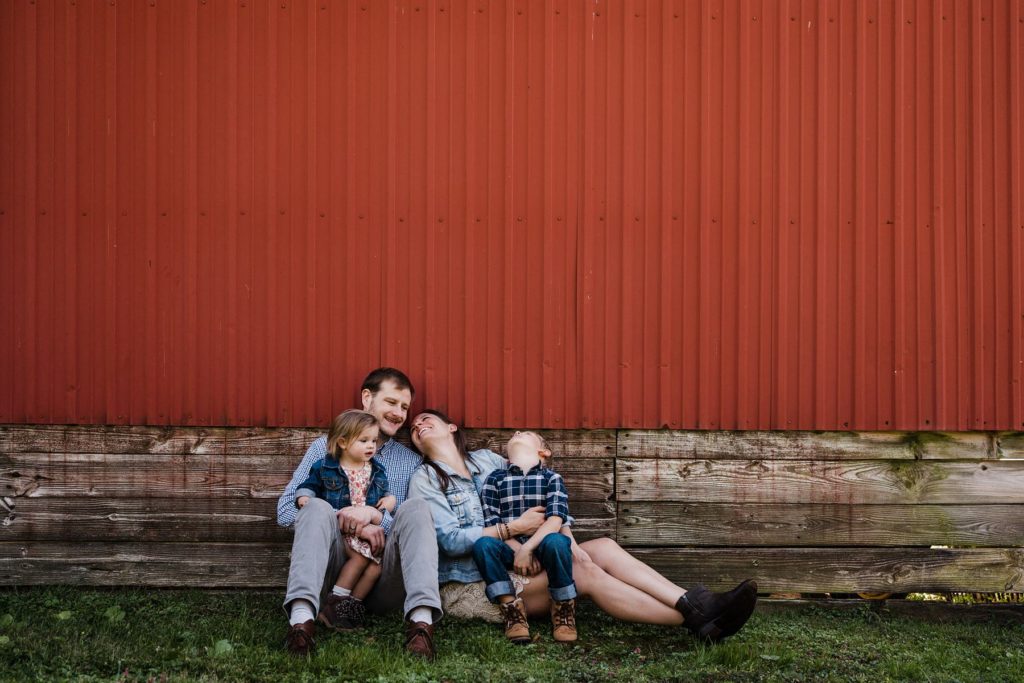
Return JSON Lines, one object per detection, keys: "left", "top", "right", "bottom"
{"left": 510, "top": 506, "right": 546, "bottom": 537}
{"left": 513, "top": 546, "right": 536, "bottom": 576}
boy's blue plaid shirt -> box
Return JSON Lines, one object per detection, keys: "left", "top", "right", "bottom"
{"left": 479, "top": 463, "right": 574, "bottom": 543}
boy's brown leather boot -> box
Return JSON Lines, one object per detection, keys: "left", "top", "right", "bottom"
{"left": 551, "top": 599, "right": 578, "bottom": 642}
{"left": 498, "top": 597, "right": 531, "bottom": 644}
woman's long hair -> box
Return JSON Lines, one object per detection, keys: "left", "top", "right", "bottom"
{"left": 412, "top": 408, "right": 473, "bottom": 492}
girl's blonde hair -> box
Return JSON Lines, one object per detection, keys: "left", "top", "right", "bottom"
{"left": 326, "top": 409, "right": 379, "bottom": 460}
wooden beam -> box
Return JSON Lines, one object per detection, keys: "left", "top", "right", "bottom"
{"left": 627, "top": 547, "right": 1024, "bottom": 593}
{"left": 617, "top": 458, "right": 1024, "bottom": 504}
{"left": 617, "top": 503, "right": 1024, "bottom": 547}
{"left": 0, "top": 425, "right": 322, "bottom": 455}
{"left": 1, "top": 452, "right": 612, "bottom": 502}
{"left": 618, "top": 430, "right": 994, "bottom": 460}
{"left": 0, "top": 542, "right": 291, "bottom": 587}
{"left": 1, "top": 497, "right": 615, "bottom": 543}
{"left": 3, "top": 544, "right": 1021, "bottom": 593}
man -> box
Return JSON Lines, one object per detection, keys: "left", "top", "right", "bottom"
{"left": 277, "top": 367, "right": 440, "bottom": 658}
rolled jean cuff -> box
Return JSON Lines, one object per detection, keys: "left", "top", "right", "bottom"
{"left": 484, "top": 580, "right": 516, "bottom": 603}
{"left": 549, "top": 582, "right": 577, "bottom": 602}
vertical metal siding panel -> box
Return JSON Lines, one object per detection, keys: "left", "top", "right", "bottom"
{"left": 0, "top": 0, "right": 13, "bottom": 423}
{"left": 311, "top": 2, "right": 330, "bottom": 424}
{"left": 1012, "top": 0, "right": 1024, "bottom": 429}
{"left": 34, "top": 0, "right": 54, "bottom": 424}
{"left": 914, "top": 0, "right": 936, "bottom": 428}
{"left": 448, "top": 0, "right": 468, "bottom": 425}
{"left": 523, "top": 0, "right": 543, "bottom": 427}
{"left": 757, "top": 0, "right": 779, "bottom": 429}
{"left": 775, "top": 0, "right": 796, "bottom": 428}
{"left": 250, "top": 0, "right": 270, "bottom": 425}
{"left": 225, "top": 1, "right": 242, "bottom": 426}
{"left": 815, "top": 0, "right": 838, "bottom": 428}
{"left": 735, "top": 0, "right": 753, "bottom": 429}
{"left": 875, "top": 0, "right": 896, "bottom": 429}
{"left": 680, "top": 0, "right": 702, "bottom": 428}
{"left": 618, "top": 0, "right": 634, "bottom": 430}
{"left": 992, "top": 0, "right": 1014, "bottom": 429}
{"left": 603, "top": 1, "right": 622, "bottom": 428}
{"left": 970, "top": 2, "right": 991, "bottom": 429}
{"left": 236, "top": 1, "right": 255, "bottom": 426}
{"left": 835, "top": 0, "right": 857, "bottom": 429}
{"left": 579, "top": 0, "right": 601, "bottom": 429}
{"left": 699, "top": 0, "right": 721, "bottom": 429}
{"left": 718, "top": 0, "right": 739, "bottom": 430}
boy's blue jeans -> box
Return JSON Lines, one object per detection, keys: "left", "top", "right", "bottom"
{"left": 472, "top": 534, "right": 578, "bottom": 603}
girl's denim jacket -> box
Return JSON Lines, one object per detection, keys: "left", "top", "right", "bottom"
{"left": 294, "top": 456, "right": 389, "bottom": 511}
{"left": 407, "top": 448, "right": 506, "bottom": 584}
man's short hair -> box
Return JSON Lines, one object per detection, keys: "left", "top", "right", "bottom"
{"left": 361, "top": 367, "right": 415, "bottom": 399}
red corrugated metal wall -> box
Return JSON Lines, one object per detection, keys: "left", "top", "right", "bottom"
{"left": 1, "top": 0, "right": 1022, "bottom": 431}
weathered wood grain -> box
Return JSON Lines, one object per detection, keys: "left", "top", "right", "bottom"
{"left": 616, "top": 458, "right": 1024, "bottom": 504}
{"left": 0, "top": 452, "right": 612, "bottom": 502}
{"left": 1, "top": 453, "right": 293, "bottom": 499}
{"left": 617, "top": 503, "right": 1024, "bottom": 547}
{"left": 3, "top": 544, "right": 1022, "bottom": 592}
{"left": 0, "top": 497, "right": 614, "bottom": 543}
{"left": 0, "top": 425, "right": 323, "bottom": 455}
{"left": 1, "top": 498, "right": 291, "bottom": 542}
{"left": 0, "top": 542, "right": 292, "bottom": 586}
{"left": 626, "top": 547, "right": 1024, "bottom": 593}
{"left": 996, "top": 432, "right": 1024, "bottom": 459}
{"left": 618, "top": 430, "right": 995, "bottom": 460}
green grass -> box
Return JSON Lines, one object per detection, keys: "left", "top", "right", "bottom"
{"left": 1, "top": 588, "right": 1023, "bottom": 682}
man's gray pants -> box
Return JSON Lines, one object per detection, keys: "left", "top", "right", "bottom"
{"left": 282, "top": 497, "right": 442, "bottom": 621}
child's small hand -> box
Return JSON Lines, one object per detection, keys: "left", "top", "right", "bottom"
{"left": 570, "top": 542, "right": 592, "bottom": 564}
{"left": 376, "top": 495, "right": 397, "bottom": 513}
{"left": 514, "top": 546, "right": 536, "bottom": 576}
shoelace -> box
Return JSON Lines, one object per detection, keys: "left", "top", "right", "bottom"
{"left": 553, "top": 602, "right": 575, "bottom": 626}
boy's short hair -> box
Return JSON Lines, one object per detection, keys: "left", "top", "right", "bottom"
{"left": 361, "top": 367, "right": 415, "bottom": 399}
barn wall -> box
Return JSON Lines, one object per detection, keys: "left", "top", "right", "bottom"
{"left": 2, "top": 0, "right": 1023, "bottom": 430}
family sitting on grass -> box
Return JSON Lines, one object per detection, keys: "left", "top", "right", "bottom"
{"left": 276, "top": 367, "right": 758, "bottom": 659}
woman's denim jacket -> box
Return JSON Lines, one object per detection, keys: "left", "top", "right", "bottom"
{"left": 294, "top": 456, "right": 389, "bottom": 511}
{"left": 407, "top": 449, "right": 506, "bottom": 584}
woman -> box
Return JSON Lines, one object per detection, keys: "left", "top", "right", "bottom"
{"left": 406, "top": 409, "right": 758, "bottom": 641}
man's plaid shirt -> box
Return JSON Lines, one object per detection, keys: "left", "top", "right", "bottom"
{"left": 480, "top": 463, "right": 574, "bottom": 543}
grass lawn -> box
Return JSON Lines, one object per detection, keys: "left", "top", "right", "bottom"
{"left": 1, "top": 588, "right": 1022, "bottom": 682}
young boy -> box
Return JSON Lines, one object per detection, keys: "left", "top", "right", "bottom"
{"left": 471, "top": 431, "right": 580, "bottom": 643}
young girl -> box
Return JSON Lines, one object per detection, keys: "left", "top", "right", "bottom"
{"left": 295, "top": 409, "right": 396, "bottom": 630}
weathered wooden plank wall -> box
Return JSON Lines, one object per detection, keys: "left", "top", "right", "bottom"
{"left": 2, "top": 425, "right": 1023, "bottom": 593}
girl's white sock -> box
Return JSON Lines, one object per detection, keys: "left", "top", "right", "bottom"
{"left": 332, "top": 586, "right": 352, "bottom": 598}
{"left": 289, "top": 599, "right": 316, "bottom": 626}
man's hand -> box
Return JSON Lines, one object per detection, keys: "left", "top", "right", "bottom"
{"left": 510, "top": 506, "right": 546, "bottom": 537}
{"left": 514, "top": 546, "right": 536, "bottom": 576}
{"left": 358, "top": 524, "right": 386, "bottom": 555}
{"left": 337, "top": 505, "right": 382, "bottom": 537}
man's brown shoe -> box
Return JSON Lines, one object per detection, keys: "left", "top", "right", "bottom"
{"left": 551, "top": 599, "right": 578, "bottom": 642}
{"left": 498, "top": 597, "right": 531, "bottom": 644}
{"left": 285, "top": 620, "right": 316, "bottom": 656}
{"left": 405, "top": 620, "right": 436, "bottom": 660}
